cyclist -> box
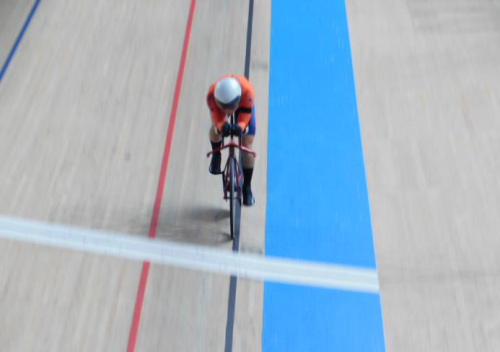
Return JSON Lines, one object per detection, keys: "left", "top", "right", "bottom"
{"left": 207, "top": 74, "right": 256, "bottom": 206}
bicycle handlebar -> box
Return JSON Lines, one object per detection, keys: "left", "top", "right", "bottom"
{"left": 206, "top": 141, "right": 256, "bottom": 158}
{"left": 207, "top": 117, "right": 256, "bottom": 158}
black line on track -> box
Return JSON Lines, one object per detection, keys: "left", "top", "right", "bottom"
{"left": 224, "top": 204, "right": 240, "bottom": 352}
{"left": 224, "top": 0, "right": 254, "bottom": 351}
{"left": 224, "top": 276, "right": 238, "bottom": 352}
{"left": 244, "top": 0, "right": 255, "bottom": 79}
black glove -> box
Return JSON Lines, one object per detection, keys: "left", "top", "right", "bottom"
{"left": 221, "top": 122, "right": 231, "bottom": 137}
{"left": 232, "top": 124, "right": 243, "bottom": 137}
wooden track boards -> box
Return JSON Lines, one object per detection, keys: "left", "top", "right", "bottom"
{"left": 347, "top": 0, "right": 500, "bottom": 350}
{"left": 0, "top": 0, "right": 269, "bottom": 350}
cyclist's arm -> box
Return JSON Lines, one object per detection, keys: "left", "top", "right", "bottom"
{"left": 237, "top": 88, "right": 254, "bottom": 131}
{"left": 211, "top": 111, "right": 226, "bottom": 132}
{"left": 207, "top": 91, "right": 225, "bottom": 132}
{"left": 236, "top": 107, "right": 252, "bottom": 131}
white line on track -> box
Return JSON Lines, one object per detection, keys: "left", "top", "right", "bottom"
{"left": 0, "top": 216, "right": 379, "bottom": 294}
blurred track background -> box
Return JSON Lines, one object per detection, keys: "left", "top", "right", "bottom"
{"left": 1, "top": 0, "right": 499, "bottom": 350}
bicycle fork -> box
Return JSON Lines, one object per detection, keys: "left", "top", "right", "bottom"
{"left": 223, "top": 156, "right": 242, "bottom": 201}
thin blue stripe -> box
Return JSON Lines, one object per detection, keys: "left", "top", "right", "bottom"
{"left": 263, "top": 0, "right": 385, "bottom": 350}
{"left": 0, "top": 0, "right": 42, "bottom": 82}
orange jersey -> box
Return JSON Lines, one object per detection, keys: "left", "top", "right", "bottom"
{"left": 206, "top": 74, "right": 255, "bottom": 131}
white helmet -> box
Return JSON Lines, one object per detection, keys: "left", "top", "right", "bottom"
{"left": 214, "top": 77, "right": 241, "bottom": 110}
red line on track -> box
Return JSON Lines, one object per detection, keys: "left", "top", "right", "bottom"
{"left": 126, "top": 0, "right": 197, "bottom": 350}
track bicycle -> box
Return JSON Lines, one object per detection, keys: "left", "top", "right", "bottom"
{"left": 206, "top": 113, "right": 256, "bottom": 240}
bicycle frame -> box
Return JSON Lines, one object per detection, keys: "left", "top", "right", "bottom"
{"left": 206, "top": 113, "right": 256, "bottom": 201}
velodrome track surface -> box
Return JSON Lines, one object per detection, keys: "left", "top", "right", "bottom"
{"left": 1, "top": 0, "right": 500, "bottom": 351}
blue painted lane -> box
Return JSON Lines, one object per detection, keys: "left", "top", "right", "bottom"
{"left": 265, "top": 0, "right": 375, "bottom": 268}
{"left": 263, "top": 0, "right": 385, "bottom": 350}
{"left": 263, "top": 284, "right": 385, "bottom": 351}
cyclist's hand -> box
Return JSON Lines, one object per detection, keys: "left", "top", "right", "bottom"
{"left": 221, "top": 122, "right": 231, "bottom": 137}
{"left": 232, "top": 125, "right": 243, "bottom": 137}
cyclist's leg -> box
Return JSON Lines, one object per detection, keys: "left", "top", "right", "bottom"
{"left": 210, "top": 124, "right": 222, "bottom": 144}
{"left": 241, "top": 105, "right": 256, "bottom": 167}
{"left": 209, "top": 125, "right": 222, "bottom": 174}
{"left": 241, "top": 106, "right": 256, "bottom": 205}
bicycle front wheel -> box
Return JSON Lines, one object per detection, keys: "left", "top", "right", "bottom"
{"left": 229, "top": 157, "right": 239, "bottom": 240}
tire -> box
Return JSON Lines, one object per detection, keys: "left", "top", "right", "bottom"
{"left": 229, "top": 157, "right": 236, "bottom": 240}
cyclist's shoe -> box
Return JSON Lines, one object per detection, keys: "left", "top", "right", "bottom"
{"left": 209, "top": 153, "right": 221, "bottom": 175}
{"left": 243, "top": 185, "right": 255, "bottom": 206}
